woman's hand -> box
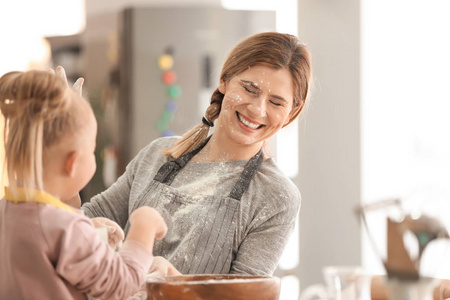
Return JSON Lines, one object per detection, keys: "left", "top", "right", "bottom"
{"left": 125, "top": 257, "right": 181, "bottom": 300}
{"left": 90, "top": 217, "right": 124, "bottom": 250}
{"left": 147, "top": 256, "right": 182, "bottom": 277}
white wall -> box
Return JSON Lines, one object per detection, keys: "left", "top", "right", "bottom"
{"left": 297, "top": 0, "right": 362, "bottom": 289}
{"left": 361, "top": 0, "right": 450, "bottom": 278}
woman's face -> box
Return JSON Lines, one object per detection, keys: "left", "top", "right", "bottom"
{"left": 216, "top": 64, "right": 294, "bottom": 148}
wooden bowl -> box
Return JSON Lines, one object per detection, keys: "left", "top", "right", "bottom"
{"left": 146, "top": 274, "right": 281, "bottom": 300}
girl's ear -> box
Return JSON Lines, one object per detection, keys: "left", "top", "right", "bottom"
{"left": 64, "top": 151, "right": 80, "bottom": 177}
{"left": 218, "top": 80, "right": 226, "bottom": 94}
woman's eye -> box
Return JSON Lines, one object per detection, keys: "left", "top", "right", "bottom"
{"left": 269, "top": 100, "right": 282, "bottom": 106}
{"left": 243, "top": 86, "right": 256, "bottom": 94}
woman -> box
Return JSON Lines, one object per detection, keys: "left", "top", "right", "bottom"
{"left": 82, "top": 31, "right": 313, "bottom": 276}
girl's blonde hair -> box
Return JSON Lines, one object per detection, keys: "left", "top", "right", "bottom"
{"left": 0, "top": 70, "right": 89, "bottom": 198}
{"left": 162, "top": 32, "right": 313, "bottom": 159}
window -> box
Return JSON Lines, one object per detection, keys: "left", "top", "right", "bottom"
{"left": 362, "top": 0, "right": 450, "bottom": 278}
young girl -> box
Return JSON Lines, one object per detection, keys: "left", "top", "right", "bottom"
{"left": 0, "top": 70, "right": 167, "bottom": 300}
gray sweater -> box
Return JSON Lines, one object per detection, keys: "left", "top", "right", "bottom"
{"left": 82, "top": 136, "right": 301, "bottom": 276}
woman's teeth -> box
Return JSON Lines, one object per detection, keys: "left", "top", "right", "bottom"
{"left": 237, "top": 113, "right": 261, "bottom": 129}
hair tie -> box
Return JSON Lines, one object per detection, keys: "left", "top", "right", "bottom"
{"left": 202, "top": 116, "right": 214, "bottom": 127}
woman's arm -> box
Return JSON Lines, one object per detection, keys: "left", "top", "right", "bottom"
{"left": 230, "top": 219, "right": 297, "bottom": 275}
{"left": 81, "top": 137, "right": 174, "bottom": 229}
{"left": 230, "top": 172, "right": 301, "bottom": 275}
{"left": 82, "top": 170, "right": 133, "bottom": 229}
{"left": 81, "top": 140, "right": 158, "bottom": 227}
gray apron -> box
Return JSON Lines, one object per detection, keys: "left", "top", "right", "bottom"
{"left": 129, "top": 136, "right": 263, "bottom": 274}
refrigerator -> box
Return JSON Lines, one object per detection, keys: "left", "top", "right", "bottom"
{"left": 79, "top": 6, "right": 275, "bottom": 202}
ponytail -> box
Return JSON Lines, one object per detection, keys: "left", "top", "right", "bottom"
{"left": 0, "top": 70, "right": 80, "bottom": 198}
{"left": 161, "top": 88, "right": 223, "bottom": 159}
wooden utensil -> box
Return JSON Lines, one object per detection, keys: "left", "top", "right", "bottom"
{"left": 146, "top": 274, "right": 281, "bottom": 300}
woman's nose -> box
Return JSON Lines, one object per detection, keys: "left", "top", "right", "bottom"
{"left": 247, "top": 96, "right": 267, "bottom": 118}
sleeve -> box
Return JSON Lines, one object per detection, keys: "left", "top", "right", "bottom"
{"left": 53, "top": 215, "right": 153, "bottom": 300}
{"left": 81, "top": 137, "right": 175, "bottom": 229}
{"left": 230, "top": 175, "right": 301, "bottom": 276}
{"left": 81, "top": 169, "right": 133, "bottom": 229}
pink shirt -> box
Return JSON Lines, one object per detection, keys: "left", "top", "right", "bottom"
{"left": 0, "top": 189, "right": 153, "bottom": 300}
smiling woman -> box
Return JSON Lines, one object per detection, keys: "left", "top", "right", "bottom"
{"left": 162, "top": 32, "right": 310, "bottom": 160}
{"left": 81, "top": 32, "right": 313, "bottom": 279}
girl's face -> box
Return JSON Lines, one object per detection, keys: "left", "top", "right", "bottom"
{"left": 62, "top": 109, "right": 97, "bottom": 201}
{"left": 43, "top": 102, "right": 97, "bottom": 203}
{"left": 216, "top": 64, "right": 294, "bottom": 149}
{"left": 73, "top": 111, "right": 97, "bottom": 195}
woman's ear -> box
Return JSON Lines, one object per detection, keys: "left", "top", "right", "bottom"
{"left": 283, "top": 116, "right": 291, "bottom": 126}
{"left": 64, "top": 151, "right": 81, "bottom": 178}
{"left": 218, "top": 80, "right": 226, "bottom": 94}
{"left": 283, "top": 108, "right": 295, "bottom": 126}
{"left": 284, "top": 101, "right": 304, "bottom": 126}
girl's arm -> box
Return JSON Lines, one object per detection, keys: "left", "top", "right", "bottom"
{"left": 54, "top": 209, "right": 166, "bottom": 300}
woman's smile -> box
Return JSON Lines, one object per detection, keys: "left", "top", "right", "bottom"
{"left": 236, "top": 112, "right": 264, "bottom": 131}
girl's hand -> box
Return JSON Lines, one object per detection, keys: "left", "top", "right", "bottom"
{"left": 50, "top": 65, "right": 84, "bottom": 95}
{"left": 127, "top": 207, "right": 167, "bottom": 252}
{"left": 126, "top": 290, "right": 147, "bottom": 300}
{"left": 91, "top": 217, "right": 124, "bottom": 250}
{"left": 129, "top": 207, "right": 168, "bottom": 240}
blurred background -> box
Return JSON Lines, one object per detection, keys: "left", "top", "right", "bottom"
{"left": 1, "top": 0, "right": 450, "bottom": 299}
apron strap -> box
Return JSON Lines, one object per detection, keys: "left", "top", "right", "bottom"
{"left": 228, "top": 148, "right": 263, "bottom": 200}
{"left": 154, "top": 135, "right": 212, "bottom": 184}
{"left": 154, "top": 135, "right": 264, "bottom": 201}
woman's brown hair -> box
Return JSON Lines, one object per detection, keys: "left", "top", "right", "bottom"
{"left": 162, "top": 32, "right": 312, "bottom": 159}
